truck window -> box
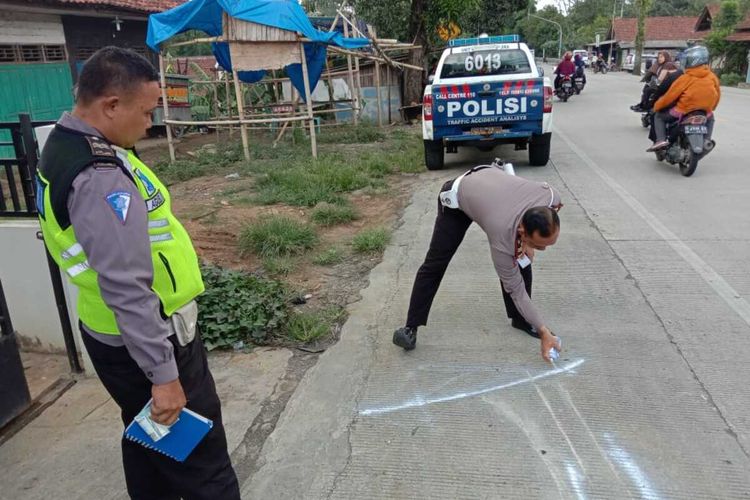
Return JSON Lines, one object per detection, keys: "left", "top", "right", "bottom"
{"left": 439, "top": 49, "right": 531, "bottom": 79}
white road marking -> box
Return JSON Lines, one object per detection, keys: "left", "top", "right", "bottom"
{"left": 565, "top": 460, "right": 589, "bottom": 500}
{"left": 359, "top": 359, "right": 584, "bottom": 416}
{"left": 603, "top": 433, "right": 662, "bottom": 500}
{"left": 556, "top": 128, "right": 750, "bottom": 328}
{"left": 531, "top": 372, "right": 588, "bottom": 475}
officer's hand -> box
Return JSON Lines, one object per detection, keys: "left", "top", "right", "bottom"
{"left": 151, "top": 379, "right": 187, "bottom": 425}
{"left": 539, "top": 327, "right": 561, "bottom": 363}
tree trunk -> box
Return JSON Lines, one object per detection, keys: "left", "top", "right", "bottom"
{"left": 403, "top": 0, "right": 428, "bottom": 108}
{"left": 633, "top": 0, "right": 651, "bottom": 77}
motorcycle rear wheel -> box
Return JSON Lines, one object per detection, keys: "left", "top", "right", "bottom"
{"left": 679, "top": 150, "right": 699, "bottom": 177}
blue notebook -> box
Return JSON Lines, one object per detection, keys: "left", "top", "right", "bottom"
{"left": 124, "top": 403, "right": 213, "bottom": 462}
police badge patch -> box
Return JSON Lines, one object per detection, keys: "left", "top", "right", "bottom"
{"left": 85, "top": 135, "right": 115, "bottom": 157}
{"left": 106, "top": 191, "right": 132, "bottom": 223}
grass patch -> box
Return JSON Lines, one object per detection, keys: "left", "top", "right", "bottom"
{"left": 352, "top": 227, "right": 391, "bottom": 254}
{"left": 262, "top": 256, "right": 297, "bottom": 275}
{"left": 286, "top": 307, "right": 344, "bottom": 343}
{"left": 153, "top": 143, "right": 245, "bottom": 183}
{"left": 239, "top": 216, "right": 318, "bottom": 257}
{"left": 252, "top": 155, "right": 373, "bottom": 206}
{"left": 318, "top": 123, "right": 385, "bottom": 144}
{"left": 311, "top": 201, "right": 359, "bottom": 226}
{"left": 312, "top": 246, "right": 345, "bottom": 266}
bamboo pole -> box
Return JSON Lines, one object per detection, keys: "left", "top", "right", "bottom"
{"left": 299, "top": 41, "right": 317, "bottom": 159}
{"left": 325, "top": 55, "right": 336, "bottom": 123}
{"left": 158, "top": 54, "right": 176, "bottom": 162}
{"left": 375, "top": 60, "right": 382, "bottom": 127}
{"left": 352, "top": 13, "right": 363, "bottom": 122}
{"left": 327, "top": 46, "right": 422, "bottom": 71}
{"left": 224, "top": 71, "right": 233, "bottom": 137}
{"left": 342, "top": 19, "right": 358, "bottom": 125}
{"left": 386, "top": 64, "right": 392, "bottom": 124}
{"left": 232, "top": 69, "right": 250, "bottom": 160}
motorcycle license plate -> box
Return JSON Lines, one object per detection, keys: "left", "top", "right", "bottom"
{"left": 684, "top": 125, "right": 707, "bottom": 134}
{"left": 470, "top": 127, "right": 504, "bottom": 136}
{"left": 563, "top": 82, "right": 572, "bottom": 88}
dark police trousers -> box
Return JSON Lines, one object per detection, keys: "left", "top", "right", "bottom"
{"left": 406, "top": 180, "right": 533, "bottom": 329}
{"left": 81, "top": 326, "right": 240, "bottom": 500}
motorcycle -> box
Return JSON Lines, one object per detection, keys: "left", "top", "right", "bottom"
{"left": 654, "top": 111, "right": 715, "bottom": 177}
{"left": 573, "top": 67, "right": 586, "bottom": 94}
{"left": 593, "top": 60, "right": 608, "bottom": 74}
{"left": 555, "top": 75, "right": 575, "bottom": 102}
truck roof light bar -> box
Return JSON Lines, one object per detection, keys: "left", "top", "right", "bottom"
{"left": 448, "top": 35, "right": 520, "bottom": 47}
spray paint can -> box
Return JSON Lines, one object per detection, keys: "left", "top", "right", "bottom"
{"left": 548, "top": 336, "right": 561, "bottom": 361}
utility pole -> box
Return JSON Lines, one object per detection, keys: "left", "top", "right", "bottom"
{"left": 633, "top": 0, "right": 652, "bottom": 76}
{"left": 529, "top": 13, "right": 563, "bottom": 59}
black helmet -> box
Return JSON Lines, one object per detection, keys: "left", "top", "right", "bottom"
{"left": 684, "top": 45, "right": 709, "bottom": 68}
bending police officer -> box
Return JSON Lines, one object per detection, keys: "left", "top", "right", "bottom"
{"left": 392, "top": 164, "right": 563, "bottom": 362}
{"left": 36, "top": 47, "right": 240, "bottom": 499}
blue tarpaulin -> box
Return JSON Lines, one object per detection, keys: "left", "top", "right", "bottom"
{"left": 147, "top": 0, "right": 370, "bottom": 100}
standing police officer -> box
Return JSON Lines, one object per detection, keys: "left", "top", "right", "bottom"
{"left": 36, "top": 47, "right": 240, "bottom": 499}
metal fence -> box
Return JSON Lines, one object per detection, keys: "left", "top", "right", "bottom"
{"left": 0, "top": 114, "right": 54, "bottom": 217}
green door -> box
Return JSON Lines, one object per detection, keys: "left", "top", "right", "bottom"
{"left": 0, "top": 62, "right": 73, "bottom": 156}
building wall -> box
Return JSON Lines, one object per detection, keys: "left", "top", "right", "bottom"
{"left": 0, "top": 11, "right": 65, "bottom": 45}
{"left": 0, "top": 221, "right": 75, "bottom": 354}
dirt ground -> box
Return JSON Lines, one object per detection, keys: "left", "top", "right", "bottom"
{"left": 138, "top": 131, "right": 423, "bottom": 343}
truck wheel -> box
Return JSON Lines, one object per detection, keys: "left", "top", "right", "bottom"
{"left": 424, "top": 140, "right": 444, "bottom": 170}
{"left": 528, "top": 134, "right": 551, "bottom": 166}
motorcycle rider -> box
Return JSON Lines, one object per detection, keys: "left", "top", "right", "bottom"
{"left": 631, "top": 51, "right": 672, "bottom": 112}
{"left": 647, "top": 46, "right": 720, "bottom": 152}
{"left": 574, "top": 53, "right": 587, "bottom": 86}
{"left": 596, "top": 52, "right": 607, "bottom": 72}
{"left": 554, "top": 52, "right": 576, "bottom": 90}
{"left": 647, "top": 61, "right": 683, "bottom": 142}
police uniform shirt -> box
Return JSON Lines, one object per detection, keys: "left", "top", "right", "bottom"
{"left": 457, "top": 168, "right": 562, "bottom": 331}
{"left": 58, "top": 112, "right": 178, "bottom": 384}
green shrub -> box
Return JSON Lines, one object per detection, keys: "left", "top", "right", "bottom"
{"left": 286, "top": 307, "right": 344, "bottom": 343}
{"left": 312, "top": 246, "right": 344, "bottom": 266}
{"left": 720, "top": 72, "right": 743, "bottom": 87}
{"left": 311, "top": 201, "right": 359, "bottom": 226}
{"left": 197, "top": 264, "right": 288, "bottom": 350}
{"left": 352, "top": 227, "right": 391, "bottom": 254}
{"left": 239, "top": 216, "right": 318, "bottom": 257}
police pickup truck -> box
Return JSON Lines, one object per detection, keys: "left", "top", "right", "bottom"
{"left": 422, "top": 34, "right": 553, "bottom": 170}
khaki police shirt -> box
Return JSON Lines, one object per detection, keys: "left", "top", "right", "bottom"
{"left": 59, "top": 112, "right": 178, "bottom": 384}
{"left": 458, "top": 167, "right": 561, "bottom": 331}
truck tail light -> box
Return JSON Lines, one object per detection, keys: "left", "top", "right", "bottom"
{"left": 543, "top": 86, "right": 553, "bottom": 113}
{"left": 423, "top": 94, "right": 433, "bottom": 121}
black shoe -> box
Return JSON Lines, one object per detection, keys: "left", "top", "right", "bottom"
{"left": 630, "top": 104, "right": 644, "bottom": 112}
{"left": 393, "top": 326, "right": 417, "bottom": 351}
{"left": 511, "top": 318, "right": 540, "bottom": 339}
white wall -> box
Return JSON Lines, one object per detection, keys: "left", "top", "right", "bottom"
{"left": 0, "top": 220, "right": 91, "bottom": 372}
{"left": 0, "top": 12, "right": 65, "bottom": 45}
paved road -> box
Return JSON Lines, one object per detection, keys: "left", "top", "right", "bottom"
{"left": 241, "top": 71, "right": 750, "bottom": 499}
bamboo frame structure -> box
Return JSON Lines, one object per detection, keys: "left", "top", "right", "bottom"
{"left": 155, "top": 7, "right": 421, "bottom": 163}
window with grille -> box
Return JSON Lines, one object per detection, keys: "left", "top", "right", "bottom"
{"left": 0, "top": 44, "right": 67, "bottom": 63}
{"left": 0, "top": 45, "right": 16, "bottom": 63}
{"left": 44, "top": 45, "right": 66, "bottom": 61}
{"left": 76, "top": 46, "right": 98, "bottom": 61}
